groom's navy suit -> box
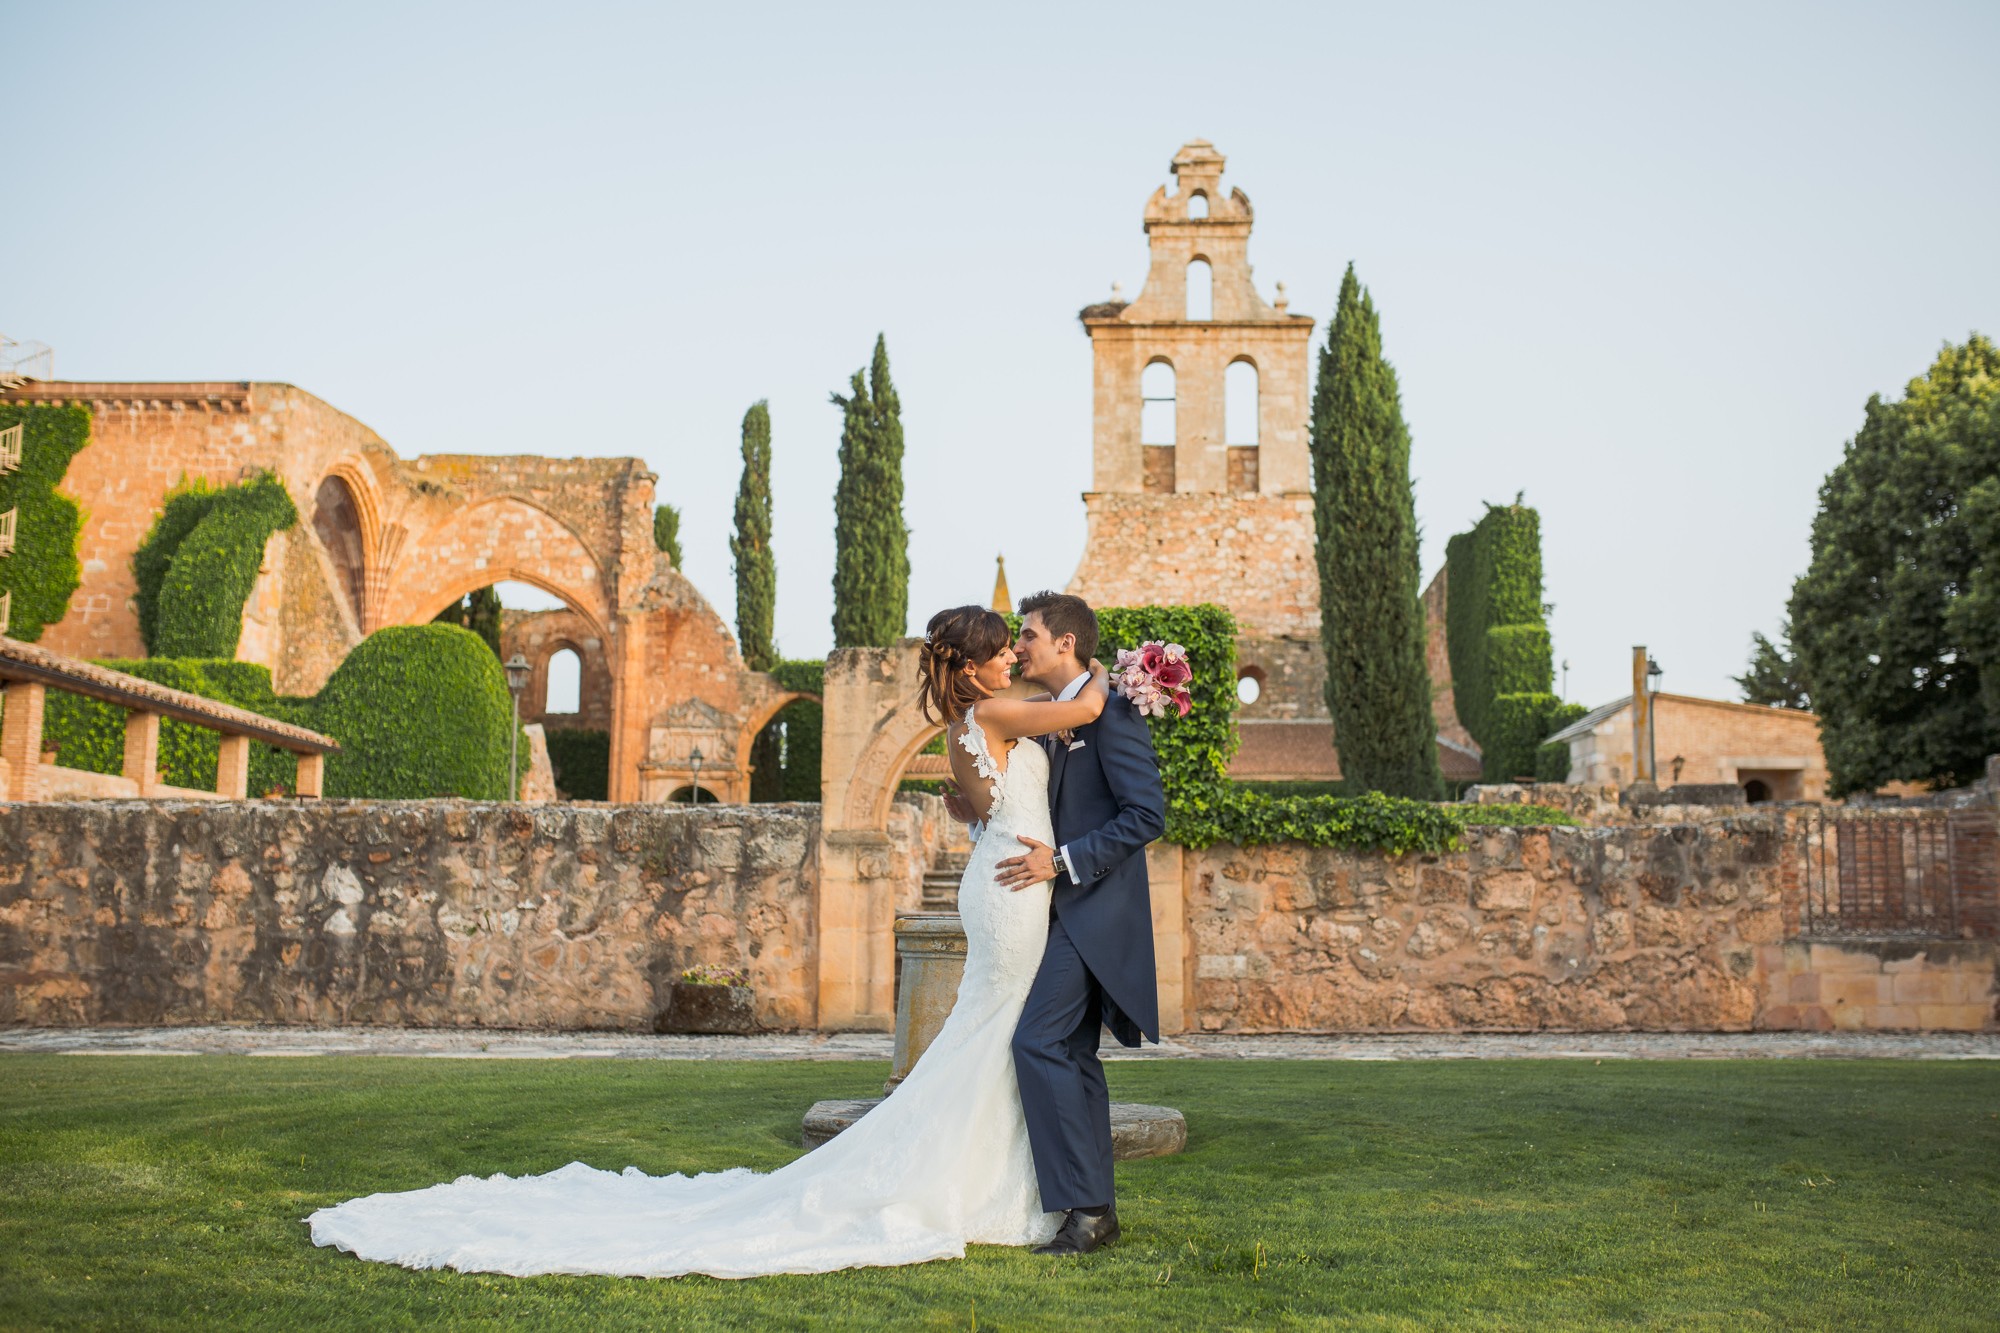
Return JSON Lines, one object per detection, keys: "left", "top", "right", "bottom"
{"left": 1012, "top": 691, "right": 1167, "bottom": 1213}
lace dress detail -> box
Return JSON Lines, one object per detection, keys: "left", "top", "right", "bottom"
{"left": 307, "top": 710, "right": 1062, "bottom": 1278}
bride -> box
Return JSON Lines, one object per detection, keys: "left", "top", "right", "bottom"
{"left": 307, "top": 605, "right": 1111, "bottom": 1278}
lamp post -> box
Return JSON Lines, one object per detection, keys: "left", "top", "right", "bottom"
{"left": 1645, "top": 654, "right": 1663, "bottom": 788}
{"left": 688, "top": 746, "right": 704, "bottom": 804}
{"left": 503, "top": 653, "right": 531, "bottom": 801}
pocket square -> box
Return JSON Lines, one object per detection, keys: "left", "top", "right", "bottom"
{"left": 1067, "top": 739, "right": 1087, "bottom": 751}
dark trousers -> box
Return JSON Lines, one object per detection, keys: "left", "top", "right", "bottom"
{"left": 1012, "top": 912, "right": 1115, "bottom": 1213}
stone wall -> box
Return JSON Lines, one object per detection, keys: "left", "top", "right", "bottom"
{"left": 0, "top": 799, "right": 923, "bottom": 1032}
{"left": 5, "top": 799, "right": 1992, "bottom": 1034}
{"left": 1159, "top": 819, "right": 1997, "bottom": 1033}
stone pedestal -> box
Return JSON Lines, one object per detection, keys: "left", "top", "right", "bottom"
{"left": 804, "top": 910, "right": 1186, "bottom": 1160}
{"left": 888, "top": 912, "right": 967, "bottom": 1092}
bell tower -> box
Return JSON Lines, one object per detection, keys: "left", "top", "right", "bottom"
{"left": 1066, "top": 140, "right": 1319, "bottom": 639}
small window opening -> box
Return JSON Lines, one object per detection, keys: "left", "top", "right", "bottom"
{"left": 1186, "top": 259, "right": 1212, "bottom": 321}
{"left": 1140, "top": 361, "right": 1176, "bottom": 445}
{"left": 1187, "top": 192, "right": 1209, "bottom": 219}
{"left": 546, "top": 647, "right": 582, "bottom": 714}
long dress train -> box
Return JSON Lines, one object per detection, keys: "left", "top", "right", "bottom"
{"left": 307, "top": 707, "right": 1060, "bottom": 1278}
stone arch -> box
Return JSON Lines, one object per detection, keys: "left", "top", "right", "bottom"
{"left": 377, "top": 496, "right": 611, "bottom": 642}
{"left": 541, "top": 640, "right": 585, "bottom": 716}
{"left": 842, "top": 713, "right": 945, "bottom": 833}
{"left": 313, "top": 456, "right": 388, "bottom": 629}
{"left": 732, "top": 686, "right": 820, "bottom": 782}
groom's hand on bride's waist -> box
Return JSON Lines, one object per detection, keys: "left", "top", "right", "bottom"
{"left": 997, "top": 836, "right": 1058, "bottom": 891}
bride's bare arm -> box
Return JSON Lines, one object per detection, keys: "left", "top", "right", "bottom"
{"left": 972, "top": 661, "right": 1110, "bottom": 742}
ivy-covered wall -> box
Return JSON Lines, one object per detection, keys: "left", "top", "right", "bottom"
{"left": 1443, "top": 505, "right": 1583, "bottom": 781}
{"left": 132, "top": 472, "right": 299, "bottom": 658}
{"left": 0, "top": 404, "right": 89, "bottom": 642}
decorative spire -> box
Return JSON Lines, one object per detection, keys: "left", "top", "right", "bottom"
{"left": 991, "top": 554, "right": 1012, "bottom": 613}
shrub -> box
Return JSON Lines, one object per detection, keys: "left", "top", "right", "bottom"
{"left": 314, "top": 624, "right": 523, "bottom": 799}
{"left": 136, "top": 472, "right": 299, "bottom": 658}
{"left": 0, "top": 404, "right": 89, "bottom": 641}
{"left": 769, "top": 659, "right": 826, "bottom": 802}
{"left": 1444, "top": 505, "right": 1574, "bottom": 780}
{"left": 40, "top": 659, "right": 305, "bottom": 794}
{"left": 544, "top": 728, "right": 610, "bottom": 801}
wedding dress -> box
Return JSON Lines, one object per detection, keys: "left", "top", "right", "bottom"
{"left": 308, "top": 706, "right": 1062, "bottom": 1278}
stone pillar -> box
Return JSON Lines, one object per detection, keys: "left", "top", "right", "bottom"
{"left": 122, "top": 710, "right": 161, "bottom": 795}
{"left": 1147, "top": 842, "right": 1188, "bottom": 1034}
{"left": 1631, "top": 646, "right": 1654, "bottom": 784}
{"left": 295, "top": 751, "right": 325, "bottom": 798}
{"left": 1, "top": 680, "right": 46, "bottom": 803}
{"left": 888, "top": 913, "right": 967, "bottom": 1090}
{"left": 216, "top": 734, "right": 252, "bottom": 800}
{"left": 817, "top": 830, "right": 898, "bottom": 1031}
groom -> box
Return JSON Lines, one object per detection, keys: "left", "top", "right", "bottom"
{"left": 986, "top": 590, "right": 1166, "bottom": 1256}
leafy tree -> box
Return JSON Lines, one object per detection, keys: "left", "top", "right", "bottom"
{"left": 1789, "top": 334, "right": 2000, "bottom": 794}
{"left": 1734, "top": 622, "right": 1810, "bottom": 710}
{"left": 830, "top": 334, "right": 909, "bottom": 649}
{"left": 1308, "top": 265, "right": 1442, "bottom": 798}
{"left": 431, "top": 586, "right": 503, "bottom": 660}
{"left": 653, "top": 504, "right": 684, "bottom": 567}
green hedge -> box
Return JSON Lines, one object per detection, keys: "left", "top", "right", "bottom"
{"left": 544, "top": 727, "right": 610, "bottom": 801}
{"left": 0, "top": 404, "right": 89, "bottom": 642}
{"left": 135, "top": 473, "right": 299, "bottom": 657}
{"left": 1444, "top": 505, "right": 1573, "bottom": 780}
{"left": 39, "top": 627, "right": 524, "bottom": 799}
{"left": 41, "top": 659, "right": 305, "bottom": 795}
{"left": 316, "top": 625, "right": 523, "bottom": 799}
{"left": 767, "top": 659, "right": 826, "bottom": 802}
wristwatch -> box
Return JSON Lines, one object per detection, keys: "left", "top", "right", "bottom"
{"left": 1050, "top": 848, "right": 1071, "bottom": 882}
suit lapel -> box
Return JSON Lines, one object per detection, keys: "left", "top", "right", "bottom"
{"left": 1046, "top": 727, "right": 1073, "bottom": 812}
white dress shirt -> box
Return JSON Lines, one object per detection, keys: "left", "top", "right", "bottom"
{"left": 1053, "top": 670, "right": 1091, "bottom": 886}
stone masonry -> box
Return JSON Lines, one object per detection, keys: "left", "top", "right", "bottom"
{"left": 0, "top": 799, "right": 932, "bottom": 1031}
{"left": 3, "top": 798, "right": 1991, "bottom": 1034}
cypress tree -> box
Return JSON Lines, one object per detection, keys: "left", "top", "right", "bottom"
{"left": 653, "top": 504, "right": 684, "bottom": 567}
{"left": 731, "top": 400, "right": 784, "bottom": 801}
{"left": 731, "top": 401, "right": 778, "bottom": 671}
{"left": 431, "top": 585, "right": 503, "bottom": 660}
{"left": 830, "top": 333, "right": 909, "bottom": 648}
{"left": 1309, "top": 264, "right": 1442, "bottom": 798}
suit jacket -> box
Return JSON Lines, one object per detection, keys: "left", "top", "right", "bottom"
{"left": 1046, "top": 691, "right": 1168, "bottom": 1045}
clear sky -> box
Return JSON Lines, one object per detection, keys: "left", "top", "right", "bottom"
{"left": 5, "top": 1, "right": 1995, "bottom": 709}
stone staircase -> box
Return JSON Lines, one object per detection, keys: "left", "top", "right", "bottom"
{"left": 921, "top": 850, "right": 968, "bottom": 911}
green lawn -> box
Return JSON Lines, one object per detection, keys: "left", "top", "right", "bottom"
{"left": 1, "top": 1057, "right": 1995, "bottom": 1331}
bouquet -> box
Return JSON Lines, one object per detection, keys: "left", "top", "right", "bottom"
{"left": 1113, "top": 641, "right": 1193, "bottom": 718}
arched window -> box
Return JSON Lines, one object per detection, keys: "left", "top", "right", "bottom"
{"left": 1225, "top": 360, "right": 1259, "bottom": 445}
{"left": 1236, "top": 665, "right": 1265, "bottom": 706}
{"left": 1226, "top": 359, "right": 1261, "bottom": 493}
{"left": 312, "top": 474, "right": 367, "bottom": 623}
{"left": 1140, "top": 361, "right": 1176, "bottom": 445}
{"left": 545, "top": 647, "right": 582, "bottom": 714}
{"left": 1186, "top": 259, "right": 1212, "bottom": 321}
{"left": 1187, "top": 191, "right": 1209, "bottom": 219}
{"left": 1140, "top": 360, "right": 1177, "bottom": 494}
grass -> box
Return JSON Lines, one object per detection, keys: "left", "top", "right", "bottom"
{"left": 1, "top": 1057, "right": 1996, "bottom": 1330}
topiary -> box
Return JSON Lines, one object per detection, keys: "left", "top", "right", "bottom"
{"left": 313, "top": 623, "right": 524, "bottom": 799}
{"left": 149, "top": 472, "right": 298, "bottom": 658}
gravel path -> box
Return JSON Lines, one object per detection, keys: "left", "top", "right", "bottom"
{"left": 4, "top": 1027, "right": 1996, "bottom": 1061}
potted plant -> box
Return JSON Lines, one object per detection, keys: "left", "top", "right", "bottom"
{"left": 657, "top": 965, "right": 758, "bottom": 1034}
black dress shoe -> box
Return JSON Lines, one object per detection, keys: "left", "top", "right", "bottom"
{"left": 1033, "top": 1206, "right": 1121, "bottom": 1256}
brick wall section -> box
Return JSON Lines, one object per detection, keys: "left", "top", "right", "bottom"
{"left": 0, "top": 800, "right": 931, "bottom": 1031}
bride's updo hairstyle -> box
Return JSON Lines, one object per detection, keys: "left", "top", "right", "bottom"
{"left": 917, "top": 605, "right": 1011, "bottom": 725}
